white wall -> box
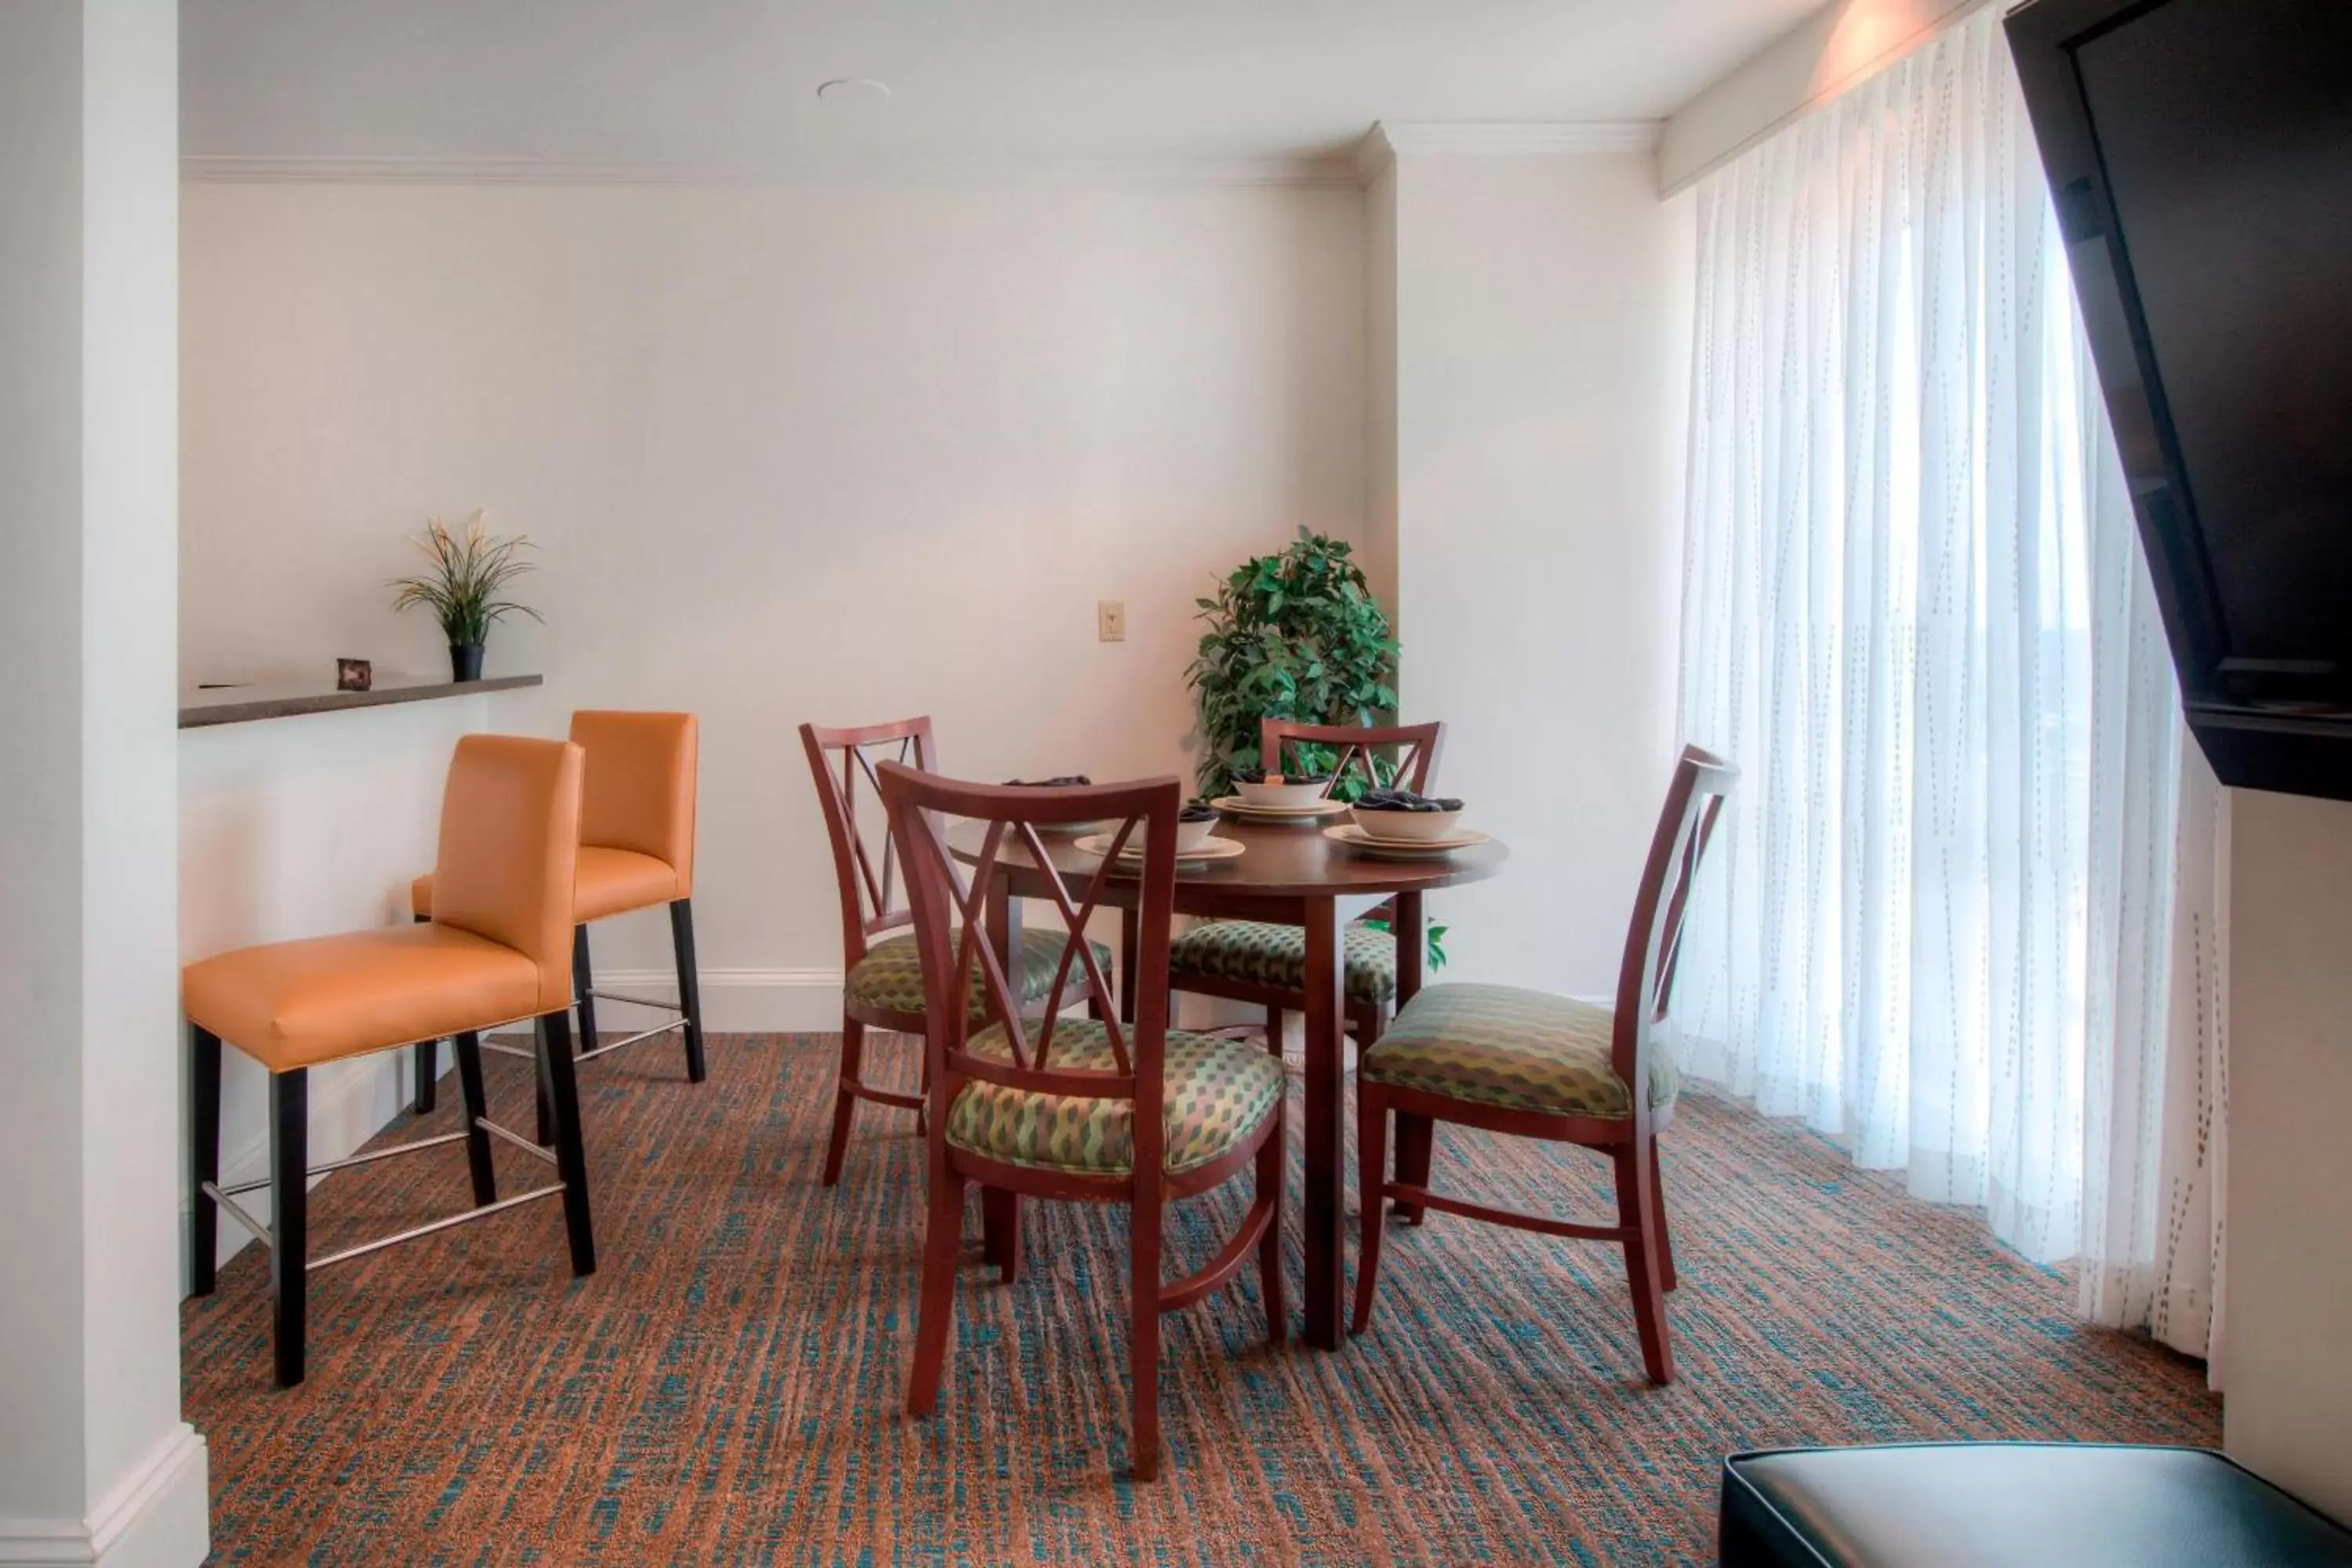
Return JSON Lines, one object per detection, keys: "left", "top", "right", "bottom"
{"left": 1363, "top": 163, "right": 1400, "bottom": 633}
{"left": 1657, "top": 0, "right": 1984, "bottom": 193}
{"left": 180, "top": 177, "right": 1370, "bottom": 1022}
{"left": 2225, "top": 787, "right": 2352, "bottom": 1522}
{"left": 1384, "top": 150, "right": 1693, "bottom": 997}
{"left": 0, "top": 1, "right": 209, "bottom": 1563}
{"left": 0, "top": 1, "right": 96, "bottom": 1540}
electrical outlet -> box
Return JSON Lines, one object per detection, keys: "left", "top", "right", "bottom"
{"left": 1098, "top": 601, "right": 1127, "bottom": 642}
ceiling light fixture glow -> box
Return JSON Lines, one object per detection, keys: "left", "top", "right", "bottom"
{"left": 815, "top": 78, "right": 892, "bottom": 104}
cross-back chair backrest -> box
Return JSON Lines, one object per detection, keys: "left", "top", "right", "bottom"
{"left": 1259, "top": 717, "right": 1446, "bottom": 798}
{"left": 800, "top": 717, "right": 938, "bottom": 967}
{"left": 1612, "top": 745, "right": 1737, "bottom": 1115}
{"left": 877, "top": 764, "right": 1184, "bottom": 1167}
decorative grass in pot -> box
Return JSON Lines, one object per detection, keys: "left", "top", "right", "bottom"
{"left": 391, "top": 510, "right": 542, "bottom": 682}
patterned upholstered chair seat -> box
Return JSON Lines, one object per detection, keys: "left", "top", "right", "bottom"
{"left": 846, "top": 930, "right": 1114, "bottom": 1019}
{"left": 1166, "top": 920, "right": 1398, "bottom": 1007}
{"left": 946, "top": 1018, "right": 1286, "bottom": 1177}
{"left": 1359, "top": 982, "right": 1676, "bottom": 1120}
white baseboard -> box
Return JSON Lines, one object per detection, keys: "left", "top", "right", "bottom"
{"left": 591, "top": 967, "right": 842, "bottom": 1033}
{"left": 0, "top": 1425, "right": 208, "bottom": 1567}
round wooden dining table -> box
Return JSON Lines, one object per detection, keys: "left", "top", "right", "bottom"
{"left": 948, "top": 815, "right": 1508, "bottom": 1350}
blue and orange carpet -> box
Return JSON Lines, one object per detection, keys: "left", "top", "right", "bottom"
{"left": 184, "top": 1032, "right": 2216, "bottom": 1564}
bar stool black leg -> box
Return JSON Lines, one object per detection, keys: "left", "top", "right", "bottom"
{"left": 412, "top": 913, "right": 437, "bottom": 1114}
{"left": 270, "top": 1068, "right": 309, "bottom": 1388}
{"left": 572, "top": 924, "right": 598, "bottom": 1055}
{"left": 452, "top": 1030, "right": 498, "bottom": 1207}
{"left": 670, "top": 898, "right": 707, "bottom": 1083}
{"left": 188, "top": 1025, "right": 223, "bottom": 1297}
{"left": 535, "top": 1009, "right": 597, "bottom": 1276}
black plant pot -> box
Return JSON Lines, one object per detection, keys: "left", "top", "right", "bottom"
{"left": 448, "top": 642, "right": 485, "bottom": 683}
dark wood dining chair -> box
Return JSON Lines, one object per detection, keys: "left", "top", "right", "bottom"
{"left": 1164, "top": 717, "right": 1445, "bottom": 1052}
{"left": 1349, "top": 745, "right": 1735, "bottom": 1385}
{"left": 879, "top": 765, "right": 1287, "bottom": 1481}
{"left": 801, "top": 717, "right": 1112, "bottom": 1185}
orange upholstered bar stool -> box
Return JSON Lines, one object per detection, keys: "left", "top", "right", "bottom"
{"left": 183, "top": 735, "right": 597, "bottom": 1388}
{"left": 410, "top": 711, "right": 705, "bottom": 1121}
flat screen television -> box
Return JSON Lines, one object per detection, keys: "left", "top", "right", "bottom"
{"left": 2007, "top": 0, "right": 2352, "bottom": 799}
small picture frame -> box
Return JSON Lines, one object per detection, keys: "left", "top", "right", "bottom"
{"left": 336, "top": 658, "right": 372, "bottom": 693}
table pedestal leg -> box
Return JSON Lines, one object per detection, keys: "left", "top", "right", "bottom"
{"left": 983, "top": 877, "right": 1022, "bottom": 1274}
{"left": 1120, "top": 906, "right": 1140, "bottom": 1025}
{"left": 1300, "top": 897, "right": 1346, "bottom": 1349}
{"left": 1394, "top": 891, "right": 1425, "bottom": 1007}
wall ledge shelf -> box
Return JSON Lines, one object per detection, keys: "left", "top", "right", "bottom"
{"left": 179, "top": 673, "right": 542, "bottom": 730}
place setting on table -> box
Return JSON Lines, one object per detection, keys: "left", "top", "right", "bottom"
{"left": 1034, "top": 765, "right": 1491, "bottom": 871}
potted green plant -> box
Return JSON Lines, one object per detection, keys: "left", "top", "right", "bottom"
{"left": 1185, "top": 527, "right": 1400, "bottom": 800}
{"left": 391, "top": 511, "right": 542, "bottom": 682}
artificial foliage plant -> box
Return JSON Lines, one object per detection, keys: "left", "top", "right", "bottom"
{"left": 1185, "top": 528, "right": 1444, "bottom": 970}
{"left": 1185, "top": 527, "right": 1400, "bottom": 802}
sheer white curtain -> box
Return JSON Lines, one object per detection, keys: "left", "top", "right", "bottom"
{"left": 1673, "top": 8, "right": 2223, "bottom": 1362}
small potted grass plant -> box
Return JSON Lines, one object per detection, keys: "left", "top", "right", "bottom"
{"left": 391, "top": 510, "right": 542, "bottom": 682}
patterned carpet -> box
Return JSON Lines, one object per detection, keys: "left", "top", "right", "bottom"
{"left": 184, "top": 1031, "right": 2217, "bottom": 1565}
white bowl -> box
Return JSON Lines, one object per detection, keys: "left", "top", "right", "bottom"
{"left": 1174, "top": 815, "right": 1218, "bottom": 854}
{"left": 1234, "top": 776, "right": 1333, "bottom": 810}
{"left": 1350, "top": 804, "right": 1464, "bottom": 843}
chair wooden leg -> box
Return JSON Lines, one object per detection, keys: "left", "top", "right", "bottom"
{"left": 1616, "top": 1138, "right": 1674, "bottom": 1385}
{"left": 670, "top": 898, "right": 708, "bottom": 1083}
{"left": 915, "top": 1038, "right": 929, "bottom": 1138}
{"left": 982, "top": 1187, "right": 1022, "bottom": 1284}
{"left": 187, "top": 1025, "right": 222, "bottom": 1297}
{"left": 1350, "top": 1083, "right": 1389, "bottom": 1337}
{"left": 1258, "top": 1102, "right": 1289, "bottom": 1345}
{"left": 537, "top": 1009, "right": 597, "bottom": 1277}
{"left": 1392, "top": 1112, "right": 1434, "bottom": 1225}
{"left": 572, "top": 924, "right": 598, "bottom": 1055}
{"left": 1651, "top": 1136, "right": 1678, "bottom": 1293}
{"left": 1265, "top": 1005, "right": 1284, "bottom": 1059}
{"left": 270, "top": 1068, "right": 309, "bottom": 1388}
{"left": 823, "top": 1017, "right": 864, "bottom": 1187}
{"left": 906, "top": 1165, "right": 964, "bottom": 1417}
{"left": 412, "top": 1039, "right": 438, "bottom": 1116}
{"left": 452, "top": 1030, "right": 498, "bottom": 1207}
{"left": 1130, "top": 1178, "right": 1164, "bottom": 1483}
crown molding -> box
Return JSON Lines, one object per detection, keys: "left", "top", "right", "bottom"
{"left": 180, "top": 151, "right": 1362, "bottom": 191}
{"left": 1354, "top": 118, "right": 1662, "bottom": 179}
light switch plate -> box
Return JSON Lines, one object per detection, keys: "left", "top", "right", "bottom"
{"left": 1098, "top": 601, "right": 1127, "bottom": 642}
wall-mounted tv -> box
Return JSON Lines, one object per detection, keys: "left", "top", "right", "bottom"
{"left": 2008, "top": 0, "right": 2352, "bottom": 800}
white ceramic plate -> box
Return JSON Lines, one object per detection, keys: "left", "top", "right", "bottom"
{"left": 1210, "top": 794, "right": 1352, "bottom": 822}
{"left": 1075, "top": 832, "right": 1247, "bottom": 865}
{"left": 1322, "top": 823, "right": 1490, "bottom": 858}
{"left": 1029, "top": 819, "right": 1109, "bottom": 837}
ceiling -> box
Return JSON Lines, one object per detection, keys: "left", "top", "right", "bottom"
{"left": 180, "top": 0, "right": 1820, "bottom": 173}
